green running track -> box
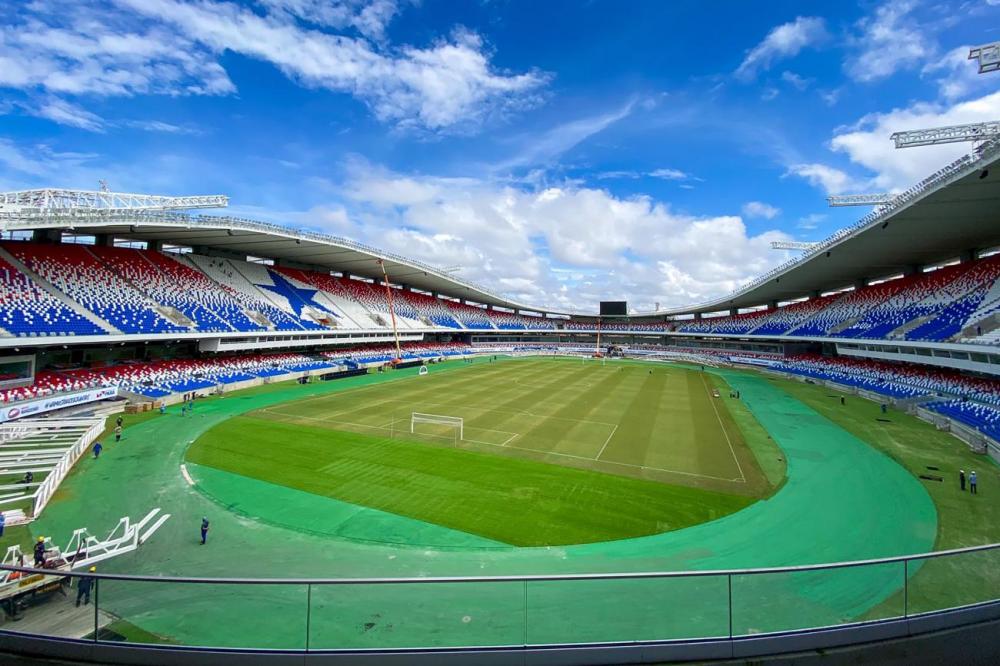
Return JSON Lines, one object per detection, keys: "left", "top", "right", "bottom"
{"left": 30, "top": 358, "right": 936, "bottom": 648}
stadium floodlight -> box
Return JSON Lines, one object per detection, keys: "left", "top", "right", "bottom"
{"left": 827, "top": 194, "right": 894, "bottom": 207}
{"left": 0, "top": 189, "right": 228, "bottom": 212}
{"left": 770, "top": 241, "right": 820, "bottom": 251}
{"left": 969, "top": 42, "right": 1000, "bottom": 74}
{"left": 891, "top": 121, "right": 1000, "bottom": 149}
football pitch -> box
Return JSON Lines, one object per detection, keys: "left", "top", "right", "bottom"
{"left": 186, "top": 357, "right": 779, "bottom": 546}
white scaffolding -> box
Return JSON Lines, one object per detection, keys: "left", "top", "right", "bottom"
{"left": 0, "top": 189, "right": 228, "bottom": 213}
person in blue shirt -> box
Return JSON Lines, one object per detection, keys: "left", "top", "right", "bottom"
{"left": 76, "top": 567, "right": 95, "bottom": 607}
{"left": 200, "top": 517, "right": 210, "bottom": 544}
{"left": 970, "top": 471, "right": 978, "bottom": 495}
{"left": 92, "top": 441, "right": 102, "bottom": 459}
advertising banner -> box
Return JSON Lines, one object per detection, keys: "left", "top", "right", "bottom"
{"left": 0, "top": 387, "right": 118, "bottom": 423}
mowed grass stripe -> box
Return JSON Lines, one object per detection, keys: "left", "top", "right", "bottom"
{"left": 255, "top": 359, "right": 767, "bottom": 493}
{"left": 186, "top": 415, "right": 756, "bottom": 546}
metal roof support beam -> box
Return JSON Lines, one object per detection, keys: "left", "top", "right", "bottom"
{"left": 891, "top": 121, "right": 1000, "bottom": 148}
{"left": 0, "top": 189, "right": 228, "bottom": 212}
{"left": 827, "top": 194, "right": 894, "bottom": 207}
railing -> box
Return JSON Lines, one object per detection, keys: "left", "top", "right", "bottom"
{"left": 1, "top": 542, "right": 999, "bottom": 653}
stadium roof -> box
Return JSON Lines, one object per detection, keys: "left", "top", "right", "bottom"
{"left": 1, "top": 140, "right": 999, "bottom": 319}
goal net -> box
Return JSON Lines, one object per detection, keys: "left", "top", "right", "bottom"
{"left": 410, "top": 412, "right": 464, "bottom": 441}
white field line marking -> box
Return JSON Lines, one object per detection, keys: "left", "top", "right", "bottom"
{"left": 263, "top": 360, "right": 745, "bottom": 484}
{"left": 471, "top": 439, "right": 741, "bottom": 482}
{"left": 265, "top": 396, "right": 619, "bottom": 431}
{"left": 701, "top": 373, "right": 746, "bottom": 483}
{"left": 260, "top": 359, "right": 505, "bottom": 411}
{"left": 594, "top": 424, "right": 619, "bottom": 460}
{"left": 179, "top": 464, "right": 195, "bottom": 486}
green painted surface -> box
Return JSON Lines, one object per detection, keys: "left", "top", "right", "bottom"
{"left": 187, "top": 360, "right": 760, "bottom": 546}
{"left": 27, "top": 359, "right": 937, "bottom": 649}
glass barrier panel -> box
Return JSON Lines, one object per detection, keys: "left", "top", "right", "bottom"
{"left": 0, "top": 571, "right": 94, "bottom": 640}
{"left": 308, "top": 580, "right": 525, "bottom": 649}
{"left": 526, "top": 575, "right": 729, "bottom": 645}
{"left": 95, "top": 579, "right": 308, "bottom": 649}
{"left": 732, "top": 561, "right": 905, "bottom": 636}
{"left": 906, "top": 547, "right": 1000, "bottom": 616}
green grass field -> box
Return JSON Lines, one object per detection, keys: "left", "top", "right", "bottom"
{"left": 186, "top": 358, "right": 776, "bottom": 546}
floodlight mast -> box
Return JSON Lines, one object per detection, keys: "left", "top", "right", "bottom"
{"left": 376, "top": 259, "right": 403, "bottom": 364}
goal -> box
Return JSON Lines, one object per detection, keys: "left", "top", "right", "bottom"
{"left": 410, "top": 412, "right": 464, "bottom": 441}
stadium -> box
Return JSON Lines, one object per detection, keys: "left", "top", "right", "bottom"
{"left": 2, "top": 4, "right": 1000, "bottom": 666}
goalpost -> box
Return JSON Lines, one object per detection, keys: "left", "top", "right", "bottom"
{"left": 410, "top": 412, "right": 464, "bottom": 441}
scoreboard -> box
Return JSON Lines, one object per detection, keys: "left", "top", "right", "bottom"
{"left": 599, "top": 301, "right": 627, "bottom": 316}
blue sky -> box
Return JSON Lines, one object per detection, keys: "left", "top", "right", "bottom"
{"left": 1, "top": 0, "right": 999, "bottom": 311}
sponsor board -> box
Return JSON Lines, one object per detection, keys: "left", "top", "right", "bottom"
{"left": 728, "top": 356, "right": 780, "bottom": 368}
{"left": 1, "top": 387, "right": 118, "bottom": 423}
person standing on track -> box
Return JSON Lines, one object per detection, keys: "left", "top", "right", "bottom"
{"left": 114, "top": 425, "right": 122, "bottom": 443}
{"left": 960, "top": 469, "right": 966, "bottom": 491}
{"left": 76, "top": 567, "right": 95, "bottom": 607}
{"left": 200, "top": 517, "right": 210, "bottom": 544}
{"left": 92, "top": 441, "right": 102, "bottom": 459}
{"left": 970, "top": 471, "right": 978, "bottom": 495}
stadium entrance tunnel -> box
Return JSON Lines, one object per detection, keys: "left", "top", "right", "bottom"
{"left": 13, "top": 357, "right": 936, "bottom": 653}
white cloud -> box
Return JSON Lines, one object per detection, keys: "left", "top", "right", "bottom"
{"left": 786, "top": 163, "right": 866, "bottom": 196}
{"left": 742, "top": 201, "right": 781, "bottom": 219}
{"left": 595, "top": 170, "right": 641, "bottom": 180}
{"left": 31, "top": 98, "right": 105, "bottom": 132}
{"left": 845, "top": 0, "right": 930, "bottom": 82}
{"left": 0, "top": 138, "right": 98, "bottom": 180}
{"left": 595, "top": 168, "right": 695, "bottom": 183}
{"left": 0, "top": 2, "right": 236, "bottom": 97}
{"left": 121, "top": 119, "right": 202, "bottom": 135}
{"left": 829, "top": 90, "right": 1000, "bottom": 191}
{"left": 820, "top": 88, "right": 842, "bottom": 106}
{"left": 113, "top": 0, "right": 548, "bottom": 132}
{"left": 0, "top": 0, "right": 546, "bottom": 134}
{"left": 260, "top": 0, "right": 402, "bottom": 40}
{"left": 649, "top": 168, "right": 689, "bottom": 180}
{"left": 796, "top": 213, "right": 826, "bottom": 230}
{"left": 317, "top": 161, "right": 789, "bottom": 311}
{"left": 735, "top": 16, "right": 828, "bottom": 81}
{"left": 495, "top": 101, "right": 634, "bottom": 171}
{"left": 781, "top": 70, "right": 811, "bottom": 90}
{"left": 922, "top": 45, "right": 998, "bottom": 101}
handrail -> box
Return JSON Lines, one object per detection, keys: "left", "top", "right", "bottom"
{"left": 3, "top": 540, "right": 998, "bottom": 584}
